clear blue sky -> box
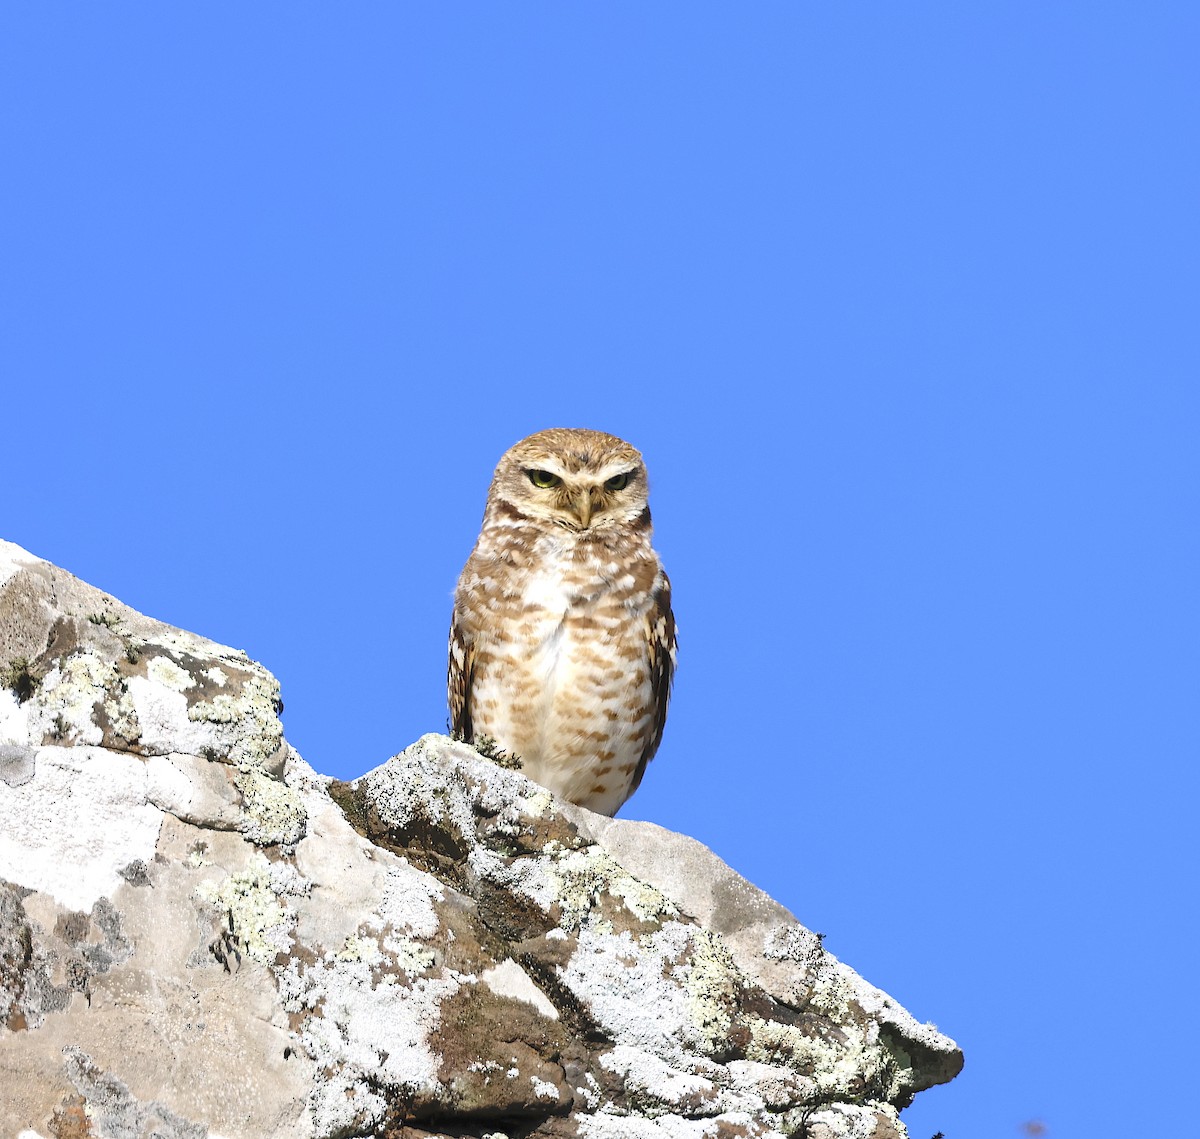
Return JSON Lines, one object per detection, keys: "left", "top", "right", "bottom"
{"left": 3, "top": 6, "right": 1196, "bottom": 1137}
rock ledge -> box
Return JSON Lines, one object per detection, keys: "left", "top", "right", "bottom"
{"left": 0, "top": 540, "right": 961, "bottom": 1138}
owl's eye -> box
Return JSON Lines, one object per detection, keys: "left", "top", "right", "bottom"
{"left": 527, "top": 469, "right": 562, "bottom": 489}
{"left": 604, "top": 472, "right": 631, "bottom": 492}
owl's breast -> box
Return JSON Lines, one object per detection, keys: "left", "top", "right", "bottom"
{"left": 508, "top": 557, "right": 620, "bottom": 676}
{"left": 467, "top": 546, "right": 658, "bottom": 814}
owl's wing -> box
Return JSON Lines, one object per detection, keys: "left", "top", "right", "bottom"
{"left": 447, "top": 614, "right": 475, "bottom": 742}
{"left": 627, "top": 573, "right": 677, "bottom": 797}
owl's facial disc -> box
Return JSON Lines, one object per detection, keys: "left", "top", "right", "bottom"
{"left": 496, "top": 432, "right": 647, "bottom": 533}
{"left": 515, "top": 469, "right": 640, "bottom": 530}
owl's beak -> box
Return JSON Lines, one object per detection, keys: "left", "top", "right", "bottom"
{"left": 573, "top": 488, "right": 594, "bottom": 529}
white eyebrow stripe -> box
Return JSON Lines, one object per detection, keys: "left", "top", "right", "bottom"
{"left": 572, "top": 463, "right": 639, "bottom": 483}
{"left": 528, "top": 459, "right": 639, "bottom": 485}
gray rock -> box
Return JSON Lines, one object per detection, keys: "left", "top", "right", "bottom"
{"left": 0, "top": 743, "right": 36, "bottom": 786}
{"left": 0, "top": 539, "right": 961, "bottom": 1138}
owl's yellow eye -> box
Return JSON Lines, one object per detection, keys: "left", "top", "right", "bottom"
{"left": 604, "top": 472, "right": 631, "bottom": 492}
{"left": 528, "top": 469, "right": 562, "bottom": 489}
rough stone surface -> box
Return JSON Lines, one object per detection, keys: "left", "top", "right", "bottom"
{"left": 0, "top": 539, "right": 961, "bottom": 1138}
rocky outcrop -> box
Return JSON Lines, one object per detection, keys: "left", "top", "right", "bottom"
{"left": 0, "top": 539, "right": 961, "bottom": 1138}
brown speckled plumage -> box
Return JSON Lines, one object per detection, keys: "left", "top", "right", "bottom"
{"left": 449, "top": 428, "right": 676, "bottom": 815}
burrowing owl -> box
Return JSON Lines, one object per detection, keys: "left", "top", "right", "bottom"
{"left": 448, "top": 428, "right": 677, "bottom": 816}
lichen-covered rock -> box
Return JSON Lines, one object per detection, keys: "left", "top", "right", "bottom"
{"left": 0, "top": 540, "right": 961, "bottom": 1138}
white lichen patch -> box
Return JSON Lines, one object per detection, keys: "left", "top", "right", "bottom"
{"left": 599, "top": 1045, "right": 719, "bottom": 1116}
{"left": 376, "top": 734, "right": 540, "bottom": 837}
{"left": 196, "top": 852, "right": 295, "bottom": 964}
{"left": 576, "top": 1071, "right": 602, "bottom": 1110}
{"left": 375, "top": 860, "right": 444, "bottom": 940}
{"left": 792, "top": 1102, "right": 907, "bottom": 1139}
{"left": 0, "top": 745, "right": 161, "bottom": 910}
{"left": 560, "top": 924, "right": 728, "bottom": 1065}
{"left": 276, "top": 951, "right": 464, "bottom": 1136}
{"left": 763, "top": 925, "right": 826, "bottom": 972}
{"left": 126, "top": 674, "right": 217, "bottom": 757}
{"left": 147, "top": 655, "right": 196, "bottom": 693}
{"left": 486, "top": 782, "right": 553, "bottom": 841}
{"left": 269, "top": 859, "right": 311, "bottom": 898}
{"left": 152, "top": 627, "right": 248, "bottom": 665}
{"left": 0, "top": 687, "right": 28, "bottom": 745}
{"left": 203, "top": 666, "right": 229, "bottom": 687}
{"left": 182, "top": 671, "right": 284, "bottom": 772}
{"left": 773, "top": 931, "right": 856, "bottom": 1020}
{"left": 234, "top": 765, "right": 307, "bottom": 847}
{"left": 301, "top": 1070, "right": 388, "bottom": 1139}
{"left": 531, "top": 1075, "right": 560, "bottom": 1100}
{"left": 725, "top": 1060, "right": 817, "bottom": 1112}
{"left": 466, "top": 841, "right": 560, "bottom": 917}
{"left": 577, "top": 1110, "right": 783, "bottom": 1138}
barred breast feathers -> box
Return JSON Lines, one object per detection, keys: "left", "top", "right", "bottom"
{"left": 447, "top": 428, "right": 677, "bottom": 815}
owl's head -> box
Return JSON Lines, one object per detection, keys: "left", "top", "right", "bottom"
{"left": 489, "top": 428, "right": 650, "bottom": 532}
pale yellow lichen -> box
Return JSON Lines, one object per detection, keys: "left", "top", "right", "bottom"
{"left": 522, "top": 788, "right": 554, "bottom": 817}
{"left": 745, "top": 1015, "right": 877, "bottom": 1098}
{"left": 147, "top": 656, "right": 196, "bottom": 692}
{"left": 32, "top": 651, "right": 116, "bottom": 743}
{"left": 103, "top": 683, "right": 140, "bottom": 742}
{"left": 609, "top": 869, "right": 679, "bottom": 923}
{"left": 337, "top": 935, "right": 383, "bottom": 965}
{"left": 234, "top": 765, "right": 307, "bottom": 846}
{"left": 677, "top": 929, "right": 739, "bottom": 1056}
{"left": 546, "top": 846, "right": 677, "bottom": 931}
{"left": 190, "top": 673, "right": 284, "bottom": 771}
{"left": 189, "top": 693, "right": 238, "bottom": 723}
{"left": 387, "top": 934, "right": 438, "bottom": 977}
{"left": 196, "top": 853, "right": 292, "bottom": 965}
